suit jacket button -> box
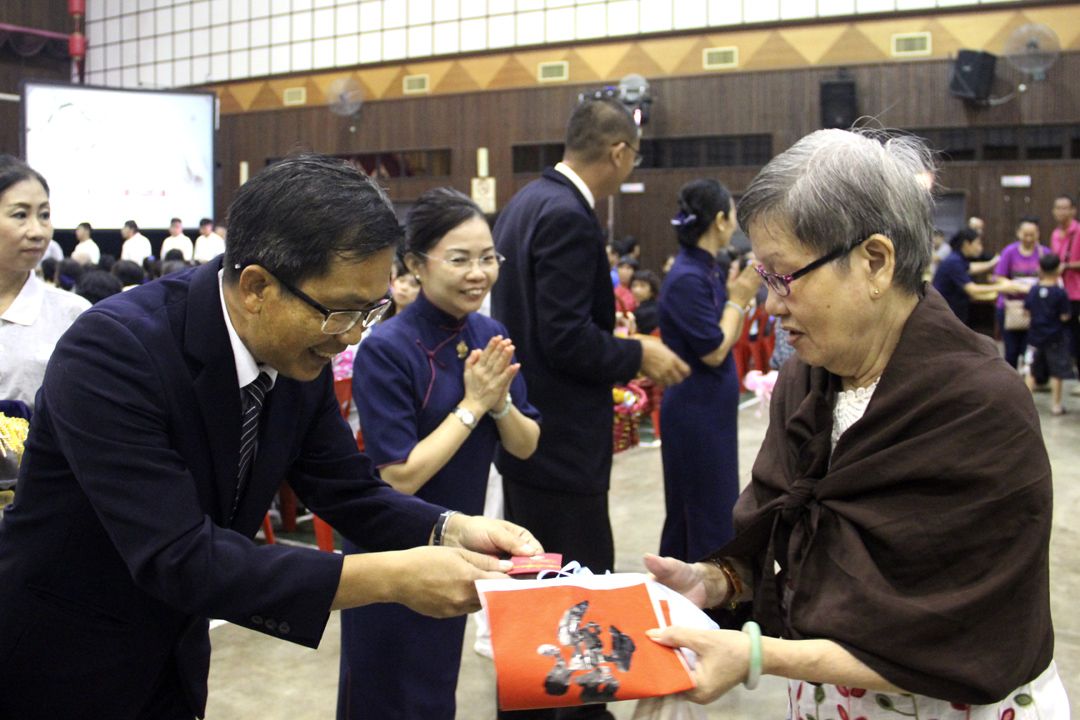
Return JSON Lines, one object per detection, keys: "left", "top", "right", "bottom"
{"left": 265, "top": 618, "right": 277, "bottom": 630}
{"left": 251, "top": 615, "right": 263, "bottom": 626}
{"left": 278, "top": 622, "right": 290, "bottom": 635}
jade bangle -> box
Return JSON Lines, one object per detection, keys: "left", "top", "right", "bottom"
{"left": 742, "top": 620, "right": 762, "bottom": 690}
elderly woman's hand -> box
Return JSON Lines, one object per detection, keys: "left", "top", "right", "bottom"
{"left": 646, "top": 626, "right": 752, "bottom": 704}
{"left": 644, "top": 553, "right": 710, "bottom": 608}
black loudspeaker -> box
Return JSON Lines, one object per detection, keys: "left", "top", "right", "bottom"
{"left": 820, "top": 80, "right": 857, "bottom": 129}
{"left": 949, "top": 50, "right": 996, "bottom": 102}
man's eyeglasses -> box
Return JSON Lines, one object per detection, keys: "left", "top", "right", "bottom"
{"left": 417, "top": 251, "right": 505, "bottom": 273}
{"left": 616, "top": 141, "right": 643, "bottom": 168}
{"left": 755, "top": 236, "right": 869, "bottom": 297}
{"left": 280, "top": 279, "right": 391, "bottom": 334}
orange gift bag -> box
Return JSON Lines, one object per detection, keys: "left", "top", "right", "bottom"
{"left": 476, "top": 570, "right": 715, "bottom": 712}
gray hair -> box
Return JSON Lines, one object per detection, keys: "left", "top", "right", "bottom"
{"left": 739, "top": 128, "right": 934, "bottom": 294}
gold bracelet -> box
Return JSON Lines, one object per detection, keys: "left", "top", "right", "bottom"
{"left": 709, "top": 556, "right": 744, "bottom": 610}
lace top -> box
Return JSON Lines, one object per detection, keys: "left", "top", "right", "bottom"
{"left": 831, "top": 378, "right": 880, "bottom": 451}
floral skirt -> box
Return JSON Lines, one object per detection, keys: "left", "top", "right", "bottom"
{"left": 787, "top": 661, "right": 1069, "bottom": 720}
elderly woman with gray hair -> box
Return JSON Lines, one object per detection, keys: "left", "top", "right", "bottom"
{"left": 645, "top": 129, "right": 1067, "bottom": 718}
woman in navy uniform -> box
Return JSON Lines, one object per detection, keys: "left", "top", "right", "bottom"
{"left": 338, "top": 188, "right": 541, "bottom": 719}
{"left": 658, "top": 180, "right": 761, "bottom": 561}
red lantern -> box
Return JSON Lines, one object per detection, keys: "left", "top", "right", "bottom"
{"left": 68, "top": 0, "right": 86, "bottom": 16}
{"left": 68, "top": 32, "right": 86, "bottom": 59}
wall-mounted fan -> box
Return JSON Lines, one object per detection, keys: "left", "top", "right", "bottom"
{"left": 617, "top": 73, "right": 652, "bottom": 126}
{"left": 327, "top": 76, "right": 364, "bottom": 132}
{"left": 1003, "top": 23, "right": 1061, "bottom": 82}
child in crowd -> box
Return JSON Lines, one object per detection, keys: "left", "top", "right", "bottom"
{"left": 630, "top": 269, "right": 660, "bottom": 335}
{"left": 1024, "top": 253, "right": 1073, "bottom": 415}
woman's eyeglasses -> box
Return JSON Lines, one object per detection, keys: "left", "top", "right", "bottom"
{"left": 755, "top": 236, "right": 869, "bottom": 297}
{"left": 416, "top": 252, "right": 505, "bottom": 273}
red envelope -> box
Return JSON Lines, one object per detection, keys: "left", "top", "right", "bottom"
{"left": 477, "top": 576, "right": 696, "bottom": 711}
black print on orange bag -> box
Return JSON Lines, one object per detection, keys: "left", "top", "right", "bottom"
{"left": 537, "top": 600, "right": 636, "bottom": 702}
{"left": 481, "top": 582, "right": 695, "bottom": 711}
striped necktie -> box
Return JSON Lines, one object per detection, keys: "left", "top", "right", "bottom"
{"left": 231, "top": 371, "right": 272, "bottom": 522}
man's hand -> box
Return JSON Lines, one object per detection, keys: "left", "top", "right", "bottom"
{"left": 639, "top": 335, "right": 691, "bottom": 386}
{"left": 332, "top": 545, "right": 513, "bottom": 616}
{"left": 441, "top": 514, "right": 542, "bottom": 558}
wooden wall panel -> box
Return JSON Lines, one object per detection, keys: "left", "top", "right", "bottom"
{"left": 0, "top": 2, "right": 71, "bottom": 156}
{"left": 216, "top": 52, "right": 1079, "bottom": 275}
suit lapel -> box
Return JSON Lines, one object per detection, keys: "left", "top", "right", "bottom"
{"left": 183, "top": 261, "right": 244, "bottom": 524}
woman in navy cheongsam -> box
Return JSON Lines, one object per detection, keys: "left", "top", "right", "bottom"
{"left": 338, "top": 188, "right": 541, "bottom": 719}
{"left": 657, "top": 179, "right": 761, "bottom": 562}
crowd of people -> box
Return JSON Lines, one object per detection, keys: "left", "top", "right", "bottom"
{"left": 0, "top": 97, "right": 1072, "bottom": 720}
{"left": 931, "top": 200, "right": 1079, "bottom": 414}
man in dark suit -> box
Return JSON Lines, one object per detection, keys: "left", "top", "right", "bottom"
{"left": 0, "top": 155, "right": 540, "bottom": 720}
{"left": 491, "top": 97, "right": 689, "bottom": 719}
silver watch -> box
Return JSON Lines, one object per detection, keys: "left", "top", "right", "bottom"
{"left": 488, "top": 393, "right": 513, "bottom": 420}
{"left": 452, "top": 406, "right": 477, "bottom": 431}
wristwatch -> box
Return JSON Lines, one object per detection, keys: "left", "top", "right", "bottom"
{"left": 452, "top": 405, "right": 477, "bottom": 431}
{"left": 488, "top": 393, "right": 513, "bottom": 420}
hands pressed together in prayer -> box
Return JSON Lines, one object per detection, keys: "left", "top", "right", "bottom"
{"left": 461, "top": 336, "right": 519, "bottom": 416}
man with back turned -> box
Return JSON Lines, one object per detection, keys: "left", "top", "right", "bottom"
{"left": 492, "top": 97, "right": 689, "bottom": 719}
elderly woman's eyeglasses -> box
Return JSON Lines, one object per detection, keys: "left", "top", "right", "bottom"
{"left": 755, "top": 236, "right": 869, "bottom": 297}
{"left": 417, "top": 251, "right": 505, "bottom": 273}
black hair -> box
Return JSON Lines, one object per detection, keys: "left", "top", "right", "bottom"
{"left": 161, "top": 259, "right": 189, "bottom": 277}
{"left": 0, "top": 155, "right": 49, "bottom": 198}
{"left": 564, "top": 97, "right": 638, "bottom": 164}
{"left": 199, "top": 217, "right": 213, "bottom": 227}
{"left": 1017, "top": 215, "right": 1040, "bottom": 228}
{"left": 617, "top": 255, "right": 638, "bottom": 269}
{"left": 1055, "top": 194, "right": 1077, "bottom": 208}
{"left": 98, "top": 254, "right": 116, "bottom": 272}
{"left": 404, "top": 187, "right": 484, "bottom": 257}
{"left": 75, "top": 269, "right": 123, "bottom": 305}
{"left": 40, "top": 257, "right": 58, "bottom": 282}
{"left": 672, "top": 179, "right": 733, "bottom": 250}
{"left": 613, "top": 236, "right": 639, "bottom": 256}
{"left": 77, "top": 222, "right": 92, "bottom": 233}
{"left": 631, "top": 269, "right": 660, "bottom": 299}
{"left": 224, "top": 153, "right": 401, "bottom": 285}
{"left": 391, "top": 255, "right": 409, "bottom": 278}
{"left": 1040, "top": 252, "right": 1061, "bottom": 273}
{"left": 111, "top": 259, "right": 145, "bottom": 286}
{"left": 952, "top": 227, "right": 980, "bottom": 248}
{"left": 163, "top": 248, "right": 185, "bottom": 262}
{"left": 170, "top": 217, "right": 182, "bottom": 225}
{"left": 57, "top": 258, "right": 84, "bottom": 291}
{"left": 123, "top": 220, "right": 138, "bottom": 232}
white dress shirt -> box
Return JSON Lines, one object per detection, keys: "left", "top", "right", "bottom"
{"left": 121, "top": 233, "right": 152, "bottom": 265}
{"left": 71, "top": 239, "right": 101, "bottom": 266}
{"left": 194, "top": 232, "right": 226, "bottom": 264}
{"left": 160, "top": 233, "right": 194, "bottom": 262}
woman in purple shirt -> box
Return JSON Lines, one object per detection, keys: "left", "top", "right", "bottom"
{"left": 993, "top": 216, "right": 1049, "bottom": 372}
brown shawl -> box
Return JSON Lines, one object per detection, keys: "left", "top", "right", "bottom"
{"left": 713, "top": 286, "right": 1054, "bottom": 704}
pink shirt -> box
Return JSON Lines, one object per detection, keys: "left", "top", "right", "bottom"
{"left": 1051, "top": 219, "right": 1080, "bottom": 300}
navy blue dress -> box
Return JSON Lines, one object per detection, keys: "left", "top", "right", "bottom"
{"left": 657, "top": 246, "right": 740, "bottom": 562}
{"left": 338, "top": 292, "right": 539, "bottom": 720}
